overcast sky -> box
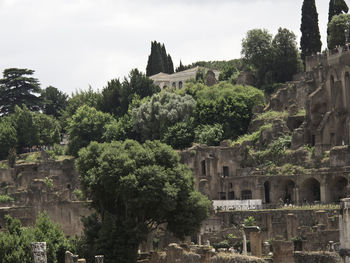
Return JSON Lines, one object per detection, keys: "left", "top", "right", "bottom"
{"left": 0, "top": 0, "right": 331, "bottom": 94}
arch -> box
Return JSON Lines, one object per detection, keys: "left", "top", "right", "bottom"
{"left": 201, "top": 160, "right": 206, "bottom": 176}
{"left": 172, "top": 82, "right": 176, "bottom": 88}
{"left": 241, "top": 190, "right": 252, "bottom": 200}
{"left": 329, "top": 176, "right": 348, "bottom": 202}
{"left": 264, "top": 181, "right": 270, "bottom": 204}
{"left": 300, "top": 178, "right": 320, "bottom": 203}
{"left": 178, "top": 81, "right": 183, "bottom": 89}
{"left": 282, "top": 180, "right": 295, "bottom": 204}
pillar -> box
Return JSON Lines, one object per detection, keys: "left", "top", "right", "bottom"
{"left": 242, "top": 231, "right": 247, "bottom": 255}
{"left": 286, "top": 213, "right": 297, "bottom": 240}
{"left": 95, "top": 255, "right": 104, "bottom": 263}
{"left": 294, "top": 187, "right": 300, "bottom": 205}
{"left": 339, "top": 198, "right": 350, "bottom": 263}
{"left": 320, "top": 184, "right": 327, "bottom": 203}
{"left": 31, "top": 242, "right": 47, "bottom": 263}
{"left": 250, "top": 231, "right": 262, "bottom": 257}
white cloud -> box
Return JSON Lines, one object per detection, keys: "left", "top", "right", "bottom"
{"left": 0, "top": 0, "right": 331, "bottom": 94}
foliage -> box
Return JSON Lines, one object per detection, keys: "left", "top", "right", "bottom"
{"left": 0, "top": 68, "right": 42, "bottom": 115}
{"left": 253, "top": 110, "right": 288, "bottom": 122}
{"left": 0, "top": 195, "right": 14, "bottom": 203}
{"left": 66, "top": 105, "right": 115, "bottom": 156}
{"left": 162, "top": 118, "right": 195, "bottom": 149}
{"left": 231, "top": 124, "right": 272, "bottom": 147}
{"left": 243, "top": 216, "right": 256, "bottom": 227}
{"left": 212, "top": 240, "right": 230, "bottom": 250}
{"left": 32, "top": 113, "right": 61, "bottom": 146}
{"left": 7, "top": 148, "right": 16, "bottom": 168}
{"left": 195, "top": 124, "right": 224, "bottom": 146}
{"left": 300, "top": 0, "right": 322, "bottom": 61}
{"left": 76, "top": 140, "right": 211, "bottom": 263}
{"left": 132, "top": 92, "right": 196, "bottom": 141}
{"left": 328, "top": 14, "right": 350, "bottom": 49}
{"left": 73, "top": 189, "right": 85, "bottom": 201}
{"left": 44, "top": 177, "right": 54, "bottom": 189}
{"left": 0, "top": 119, "right": 17, "bottom": 160}
{"left": 0, "top": 213, "right": 69, "bottom": 263}
{"left": 40, "top": 86, "right": 68, "bottom": 118}
{"left": 46, "top": 144, "right": 64, "bottom": 160}
{"left": 146, "top": 41, "right": 174, "bottom": 76}
{"left": 194, "top": 83, "right": 265, "bottom": 139}
{"left": 241, "top": 28, "right": 302, "bottom": 87}
{"left": 328, "top": 0, "right": 349, "bottom": 23}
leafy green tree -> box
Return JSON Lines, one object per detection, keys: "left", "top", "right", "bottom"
{"left": 300, "top": 0, "right": 322, "bottom": 61}
{"left": 132, "top": 92, "right": 196, "bottom": 141}
{"left": 162, "top": 118, "right": 195, "bottom": 149}
{"left": 271, "top": 28, "right": 303, "bottom": 83}
{"left": 241, "top": 29, "right": 273, "bottom": 87}
{"left": 33, "top": 113, "right": 61, "bottom": 146}
{"left": 328, "top": 14, "right": 350, "bottom": 49}
{"left": 194, "top": 83, "right": 265, "bottom": 139}
{"left": 40, "top": 86, "right": 68, "bottom": 118}
{"left": 329, "top": 0, "right": 349, "bottom": 23}
{"left": 12, "top": 105, "right": 39, "bottom": 150}
{"left": 66, "top": 105, "right": 115, "bottom": 156}
{"left": 97, "top": 79, "right": 124, "bottom": 117}
{"left": 76, "top": 140, "right": 211, "bottom": 263}
{"left": 195, "top": 124, "right": 224, "bottom": 146}
{"left": 0, "top": 119, "right": 17, "bottom": 159}
{"left": 0, "top": 68, "right": 42, "bottom": 115}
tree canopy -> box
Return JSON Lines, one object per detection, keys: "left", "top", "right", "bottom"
{"left": 328, "top": 14, "right": 350, "bottom": 49}
{"left": 328, "top": 0, "right": 349, "bottom": 23}
{"left": 76, "top": 140, "right": 210, "bottom": 263}
{"left": 0, "top": 68, "right": 42, "bottom": 115}
{"left": 300, "top": 0, "right": 322, "bottom": 61}
{"left": 40, "top": 86, "right": 68, "bottom": 118}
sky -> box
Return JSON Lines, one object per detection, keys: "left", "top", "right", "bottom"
{"left": 0, "top": 0, "right": 331, "bottom": 94}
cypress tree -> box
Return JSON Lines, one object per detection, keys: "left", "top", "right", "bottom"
{"left": 167, "top": 54, "right": 174, "bottom": 74}
{"left": 329, "top": 0, "right": 349, "bottom": 23}
{"left": 146, "top": 41, "right": 174, "bottom": 76}
{"left": 300, "top": 0, "right": 322, "bottom": 62}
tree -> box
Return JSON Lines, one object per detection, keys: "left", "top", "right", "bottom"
{"left": 33, "top": 113, "right": 61, "bottom": 146}
{"left": 0, "top": 118, "right": 17, "bottom": 159}
{"left": 195, "top": 124, "right": 224, "bottom": 146}
{"left": 0, "top": 68, "right": 42, "bottom": 115}
{"left": 132, "top": 92, "right": 196, "bottom": 141}
{"left": 146, "top": 41, "right": 174, "bottom": 76}
{"left": 76, "top": 140, "right": 211, "bottom": 263}
{"left": 328, "top": 14, "right": 350, "bottom": 49}
{"left": 97, "top": 79, "right": 124, "bottom": 117}
{"left": 175, "top": 60, "right": 187, "bottom": 72}
{"left": 194, "top": 83, "right": 265, "bottom": 139}
{"left": 300, "top": 0, "right": 322, "bottom": 61}
{"left": 271, "top": 28, "right": 302, "bottom": 83}
{"left": 162, "top": 118, "right": 195, "bottom": 150}
{"left": 241, "top": 29, "right": 273, "bottom": 87}
{"left": 40, "top": 86, "right": 68, "bottom": 118}
{"left": 329, "top": 0, "right": 349, "bottom": 23}
{"left": 66, "top": 105, "right": 116, "bottom": 156}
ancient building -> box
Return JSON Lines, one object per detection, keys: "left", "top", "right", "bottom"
{"left": 149, "top": 66, "right": 219, "bottom": 89}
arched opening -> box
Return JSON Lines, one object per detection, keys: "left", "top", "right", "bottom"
{"left": 264, "top": 181, "right": 270, "bottom": 203}
{"left": 241, "top": 190, "right": 252, "bottom": 200}
{"left": 300, "top": 178, "right": 320, "bottom": 203}
{"left": 201, "top": 160, "right": 206, "bottom": 176}
{"left": 178, "top": 81, "right": 183, "bottom": 89}
{"left": 329, "top": 176, "right": 348, "bottom": 202}
{"left": 172, "top": 82, "right": 176, "bottom": 88}
{"left": 282, "top": 180, "right": 295, "bottom": 204}
{"left": 345, "top": 72, "right": 350, "bottom": 106}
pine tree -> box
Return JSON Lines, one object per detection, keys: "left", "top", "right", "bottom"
{"left": 329, "top": 0, "right": 349, "bottom": 23}
{"left": 0, "top": 68, "right": 42, "bottom": 115}
{"left": 167, "top": 54, "right": 174, "bottom": 74}
{"left": 300, "top": 0, "right": 322, "bottom": 61}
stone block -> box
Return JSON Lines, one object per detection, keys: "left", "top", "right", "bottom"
{"left": 32, "top": 242, "right": 47, "bottom": 263}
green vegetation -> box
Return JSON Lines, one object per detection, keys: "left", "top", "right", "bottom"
{"left": 146, "top": 41, "right": 174, "bottom": 76}
{"left": 243, "top": 216, "right": 256, "bottom": 227}
{"left": 328, "top": 0, "right": 348, "bottom": 24}
{"left": 76, "top": 140, "right": 210, "bottom": 263}
{"left": 328, "top": 14, "right": 350, "bottom": 49}
{"left": 0, "top": 194, "right": 14, "bottom": 203}
{"left": 232, "top": 124, "right": 272, "bottom": 147}
{"left": 44, "top": 177, "right": 54, "bottom": 189}
{"left": 253, "top": 110, "right": 288, "bottom": 122}
{"left": 300, "top": 0, "right": 322, "bottom": 61}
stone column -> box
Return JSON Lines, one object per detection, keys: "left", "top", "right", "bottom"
{"left": 339, "top": 198, "right": 350, "bottom": 263}
{"left": 242, "top": 231, "right": 247, "bottom": 255}
{"left": 320, "top": 184, "right": 327, "bottom": 203}
{"left": 250, "top": 231, "right": 262, "bottom": 257}
{"left": 95, "top": 255, "right": 104, "bottom": 263}
{"left": 31, "top": 242, "right": 47, "bottom": 263}
{"left": 286, "top": 213, "right": 297, "bottom": 240}
{"left": 272, "top": 240, "right": 295, "bottom": 263}
{"left": 294, "top": 186, "right": 300, "bottom": 205}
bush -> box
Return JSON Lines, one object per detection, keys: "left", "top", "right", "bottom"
{"left": 195, "top": 124, "right": 223, "bottom": 146}
{"left": 243, "top": 216, "right": 256, "bottom": 227}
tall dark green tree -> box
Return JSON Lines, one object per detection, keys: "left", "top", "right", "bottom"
{"left": 300, "top": 0, "right": 322, "bottom": 61}
{"left": 0, "top": 68, "right": 42, "bottom": 114}
{"left": 329, "top": 0, "right": 349, "bottom": 23}
{"left": 146, "top": 41, "right": 174, "bottom": 76}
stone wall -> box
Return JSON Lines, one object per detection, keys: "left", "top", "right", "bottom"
{"left": 294, "top": 251, "right": 341, "bottom": 263}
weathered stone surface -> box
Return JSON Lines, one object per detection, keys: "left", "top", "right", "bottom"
{"left": 32, "top": 242, "right": 47, "bottom": 263}
{"left": 95, "top": 255, "right": 104, "bottom": 263}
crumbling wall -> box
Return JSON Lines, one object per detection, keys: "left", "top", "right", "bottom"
{"left": 294, "top": 251, "right": 341, "bottom": 263}
{"left": 210, "top": 253, "right": 266, "bottom": 263}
